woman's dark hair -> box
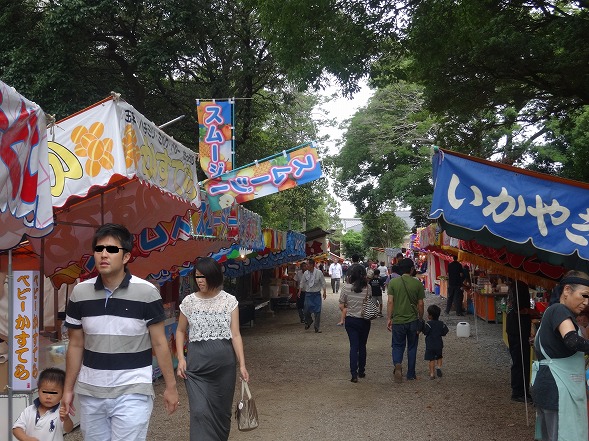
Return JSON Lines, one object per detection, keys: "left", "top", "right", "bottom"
{"left": 92, "top": 223, "right": 133, "bottom": 252}
{"left": 194, "top": 257, "right": 224, "bottom": 289}
{"left": 348, "top": 264, "right": 367, "bottom": 293}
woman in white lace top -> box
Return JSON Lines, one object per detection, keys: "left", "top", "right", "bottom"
{"left": 175, "top": 257, "right": 249, "bottom": 440}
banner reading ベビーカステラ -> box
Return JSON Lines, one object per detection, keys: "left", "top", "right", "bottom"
{"left": 197, "top": 100, "right": 234, "bottom": 178}
{"left": 202, "top": 142, "right": 324, "bottom": 212}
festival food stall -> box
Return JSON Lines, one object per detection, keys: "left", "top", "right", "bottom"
{"left": 0, "top": 81, "right": 55, "bottom": 441}
{"left": 1, "top": 92, "right": 241, "bottom": 436}
{"left": 429, "top": 147, "right": 589, "bottom": 422}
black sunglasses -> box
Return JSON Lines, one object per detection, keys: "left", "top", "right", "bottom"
{"left": 94, "top": 245, "right": 127, "bottom": 254}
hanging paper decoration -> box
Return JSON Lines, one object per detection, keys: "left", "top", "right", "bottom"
{"left": 0, "top": 81, "right": 53, "bottom": 250}
{"left": 196, "top": 100, "right": 234, "bottom": 178}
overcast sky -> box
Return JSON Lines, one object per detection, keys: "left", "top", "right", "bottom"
{"left": 314, "top": 80, "right": 374, "bottom": 219}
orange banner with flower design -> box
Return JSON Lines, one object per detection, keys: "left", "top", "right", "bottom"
{"left": 49, "top": 96, "right": 200, "bottom": 209}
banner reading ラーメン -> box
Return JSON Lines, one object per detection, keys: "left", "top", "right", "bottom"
{"left": 197, "top": 100, "right": 234, "bottom": 178}
{"left": 203, "top": 142, "right": 324, "bottom": 211}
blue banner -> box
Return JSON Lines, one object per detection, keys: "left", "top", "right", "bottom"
{"left": 430, "top": 149, "right": 589, "bottom": 260}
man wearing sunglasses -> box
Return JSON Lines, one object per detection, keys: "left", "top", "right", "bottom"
{"left": 62, "top": 223, "right": 179, "bottom": 441}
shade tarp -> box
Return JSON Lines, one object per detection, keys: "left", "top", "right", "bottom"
{"left": 221, "top": 231, "right": 306, "bottom": 278}
{"left": 430, "top": 148, "right": 589, "bottom": 271}
{"left": 25, "top": 95, "right": 245, "bottom": 288}
{"left": 0, "top": 81, "right": 53, "bottom": 249}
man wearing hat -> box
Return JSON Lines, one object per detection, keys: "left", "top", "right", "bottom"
{"left": 386, "top": 258, "right": 425, "bottom": 383}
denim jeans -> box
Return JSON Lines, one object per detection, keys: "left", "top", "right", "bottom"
{"left": 391, "top": 320, "right": 419, "bottom": 379}
{"left": 345, "top": 316, "right": 371, "bottom": 377}
{"left": 79, "top": 393, "right": 154, "bottom": 441}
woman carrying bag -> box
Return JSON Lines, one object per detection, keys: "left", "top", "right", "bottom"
{"left": 176, "top": 257, "right": 250, "bottom": 441}
{"left": 339, "top": 264, "right": 371, "bottom": 383}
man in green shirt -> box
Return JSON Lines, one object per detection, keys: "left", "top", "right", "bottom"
{"left": 387, "top": 258, "right": 425, "bottom": 383}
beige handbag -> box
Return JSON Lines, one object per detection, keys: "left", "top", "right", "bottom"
{"left": 235, "top": 380, "right": 259, "bottom": 431}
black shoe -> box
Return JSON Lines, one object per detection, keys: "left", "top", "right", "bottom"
{"left": 315, "top": 328, "right": 321, "bottom": 333}
{"left": 305, "top": 319, "right": 313, "bottom": 330}
{"left": 456, "top": 313, "right": 465, "bottom": 316}
{"left": 511, "top": 395, "right": 527, "bottom": 403}
{"left": 351, "top": 377, "right": 358, "bottom": 383}
{"left": 358, "top": 373, "right": 366, "bottom": 378}
{"left": 436, "top": 368, "right": 443, "bottom": 378}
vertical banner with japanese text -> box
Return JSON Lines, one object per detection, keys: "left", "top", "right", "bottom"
{"left": 197, "top": 100, "right": 234, "bottom": 178}
{"left": 11, "top": 270, "right": 40, "bottom": 391}
{"left": 203, "top": 142, "right": 323, "bottom": 212}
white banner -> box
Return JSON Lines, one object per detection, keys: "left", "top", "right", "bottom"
{"left": 0, "top": 81, "right": 53, "bottom": 250}
{"left": 49, "top": 97, "right": 200, "bottom": 209}
{"left": 11, "top": 270, "right": 40, "bottom": 392}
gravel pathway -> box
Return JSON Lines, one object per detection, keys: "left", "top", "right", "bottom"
{"left": 65, "top": 290, "right": 536, "bottom": 440}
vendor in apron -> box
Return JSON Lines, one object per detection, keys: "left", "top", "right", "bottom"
{"left": 532, "top": 271, "right": 589, "bottom": 441}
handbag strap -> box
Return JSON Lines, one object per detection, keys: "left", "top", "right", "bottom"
{"left": 400, "top": 276, "right": 418, "bottom": 317}
{"left": 241, "top": 380, "right": 252, "bottom": 400}
{"left": 362, "top": 286, "right": 371, "bottom": 303}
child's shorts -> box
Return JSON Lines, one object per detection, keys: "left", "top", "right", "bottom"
{"left": 424, "top": 348, "right": 443, "bottom": 361}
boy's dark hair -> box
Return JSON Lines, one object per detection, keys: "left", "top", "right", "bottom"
{"left": 351, "top": 254, "right": 360, "bottom": 263}
{"left": 92, "top": 223, "right": 133, "bottom": 252}
{"left": 38, "top": 367, "right": 66, "bottom": 387}
{"left": 194, "top": 257, "right": 224, "bottom": 289}
{"left": 373, "top": 268, "right": 380, "bottom": 276}
{"left": 427, "top": 304, "right": 441, "bottom": 320}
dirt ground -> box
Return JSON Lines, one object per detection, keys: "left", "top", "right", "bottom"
{"left": 65, "top": 287, "right": 537, "bottom": 441}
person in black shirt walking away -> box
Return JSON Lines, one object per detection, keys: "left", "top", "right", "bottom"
{"left": 423, "top": 304, "right": 449, "bottom": 380}
{"left": 446, "top": 255, "right": 465, "bottom": 315}
{"left": 369, "top": 269, "right": 385, "bottom": 317}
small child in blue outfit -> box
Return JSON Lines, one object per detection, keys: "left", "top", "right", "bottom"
{"left": 368, "top": 268, "right": 385, "bottom": 317}
{"left": 13, "top": 367, "right": 73, "bottom": 441}
{"left": 423, "top": 304, "right": 449, "bottom": 380}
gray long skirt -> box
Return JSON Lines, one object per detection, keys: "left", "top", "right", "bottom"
{"left": 185, "top": 339, "right": 236, "bottom": 441}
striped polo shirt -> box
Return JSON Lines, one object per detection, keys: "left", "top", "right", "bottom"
{"left": 65, "top": 270, "right": 165, "bottom": 398}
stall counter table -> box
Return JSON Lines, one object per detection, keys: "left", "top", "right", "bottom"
{"left": 474, "top": 291, "right": 507, "bottom": 323}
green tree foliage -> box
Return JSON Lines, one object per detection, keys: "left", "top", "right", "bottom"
{"left": 246, "top": 0, "right": 398, "bottom": 96}
{"left": 375, "top": 0, "right": 589, "bottom": 165}
{"left": 361, "top": 211, "right": 408, "bottom": 249}
{"left": 1, "top": 0, "right": 338, "bottom": 231}
{"left": 402, "top": 1, "right": 589, "bottom": 120}
{"left": 333, "top": 83, "right": 435, "bottom": 226}
{"left": 2, "top": 0, "right": 288, "bottom": 165}
{"left": 340, "top": 230, "right": 365, "bottom": 259}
